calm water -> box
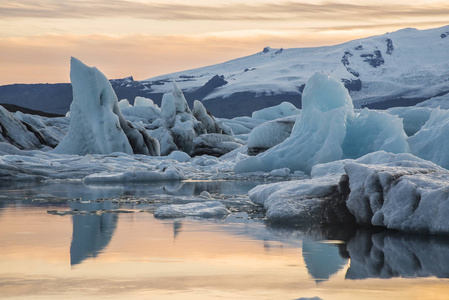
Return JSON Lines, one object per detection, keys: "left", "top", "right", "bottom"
{"left": 0, "top": 181, "right": 448, "bottom": 300}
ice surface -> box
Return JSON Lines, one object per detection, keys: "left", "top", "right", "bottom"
{"left": 154, "top": 201, "right": 230, "bottom": 218}
{"left": 251, "top": 101, "right": 300, "bottom": 121}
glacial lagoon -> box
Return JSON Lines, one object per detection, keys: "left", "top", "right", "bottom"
{"left": 0, "top": 181, "right": 448, "bottom": 300}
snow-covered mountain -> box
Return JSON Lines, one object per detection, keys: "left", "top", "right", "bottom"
{"left": 144, "top": 25, "right": 449, "bottom": 116}
{"left": 1, "top": 25, "right": 449, "bottom": 118}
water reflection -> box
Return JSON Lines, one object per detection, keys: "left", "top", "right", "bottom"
{"left": 343, "top": 229, "right": 449, "bottom": 279}
{"left": 173, "top": 221, "right": 183, "bottom": 239}
{"left": 70, "top": 202, "right": 118, "bottom": 266}
{"left": 302, "top": 238, "right": 347, "bottom": 282}
{"left": 265, "top": 224, "right": 449, "bottom": 281}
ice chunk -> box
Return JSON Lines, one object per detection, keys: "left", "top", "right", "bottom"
{"left": 408, "top": 108, "right": 449, "bottom": 169}
{"left": 269, "top": 168, "right": 290, "bottom": 177}
{"left": 248, "top": 176, "right": 351, "bottom": 224}
{"left": 192, "top": 100, "right": 223, "bottom": 134}
{"left": 190, "top": 134, "right": 244, "bottom": 157}
{"left": 121, "top": 105, "right": 162, "bottom": 123}
{"left": 342, "top": 108, "right": 410, "bottom": 158}
{"left": 251, "top": 101, "right": 300, "bottom": 121}
{"left": 167, "top": 150, "right": 191, "bottom": 162}
{"left": 247, "top": 115, "right": 296, "bottom": 155}
{"left": 387, "top": 106, "right": 433, "bottom": 136}
{"left": 134, "top": 96, "right": 155, "bottom": 107}
{"left": 159, "top": 82, "right": 205, "bottom": 155}
{"left": 118, "top": 99, "right": 131, "bottom": 109}
{"left": 154, "top": 201, "right": 230, "bottom": 218}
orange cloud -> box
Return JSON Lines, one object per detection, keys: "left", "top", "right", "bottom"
{"left": 1, "top": 1, "right": 449, "bottom": 22}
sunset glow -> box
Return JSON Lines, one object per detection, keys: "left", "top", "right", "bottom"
{"left": 1, "top": 0, "right": 449, "bottom": 84}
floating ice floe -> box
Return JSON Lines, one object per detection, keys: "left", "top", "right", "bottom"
{"left": 84, "top": 166, "right": 185, "bottom": 183}
{"left": 154, "top": 201, "right": 230, "bottom": 218}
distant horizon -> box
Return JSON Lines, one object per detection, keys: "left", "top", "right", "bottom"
{"left": 1, "top": 0, "right": 449, "bottom": 85}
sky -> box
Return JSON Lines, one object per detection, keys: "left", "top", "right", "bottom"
{"left": 1, "top": 0, "right": 449, "bottom": 85}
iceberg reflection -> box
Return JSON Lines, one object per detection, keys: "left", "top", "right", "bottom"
{"left": 70, "top": 202, "right": 118, "bottom": 266}
{"left": 343, "top": 229, "right": 449, "bottom": 279}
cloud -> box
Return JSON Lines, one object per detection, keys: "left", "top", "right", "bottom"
{"left": 1, "top": 0, "right": 449, "bottom": 22}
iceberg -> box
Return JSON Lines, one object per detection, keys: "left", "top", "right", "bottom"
{"left": 249, "top": 151, "right": 449, "bottom": 234}
{"left": 53, "top": 57, "right": 159, "bottom": 156}
{"left": 158, "top": 82, "right": 242, "bottom": 157}
{"left": 235, "top": 72, "right": 410, "bottom": 174}
{"left": 345, "top": 161, "right": 449, "bottom": 234}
